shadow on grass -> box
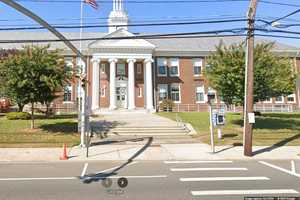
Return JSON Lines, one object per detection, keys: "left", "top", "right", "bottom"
{"left": 39, "top": 121, "right": 78, "bottom": 134}
{"left": 253, "top": 133, "right": 300, "bottom": 155}
{"left": 232, "top": 116, "right": 300, "bottom": 130}
{"left": 262, "top": 113, "right": 300, "bottom": 119}
{"left": 33, "top": 114, "right": 78, "bottom": 120}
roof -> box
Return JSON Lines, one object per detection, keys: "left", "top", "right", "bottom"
{"left": 0, "top": 31, "right": 299, "bottom": 56}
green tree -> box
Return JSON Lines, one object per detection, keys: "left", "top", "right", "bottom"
{"left": 0, "top": 45, "right": 70, "bottom": 128}
{"left": 205, "top": 42, "right": 297, "bottom": 106}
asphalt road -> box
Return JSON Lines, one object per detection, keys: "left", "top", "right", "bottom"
{"left": 0, "top": 160, "right": 300, "bottom": 200}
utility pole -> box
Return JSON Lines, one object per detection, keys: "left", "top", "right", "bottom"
{"left": 243, "top": 0, "right": 258, "bottom": 157}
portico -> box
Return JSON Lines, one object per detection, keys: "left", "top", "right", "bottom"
{"left": 89, "top": 29, "right": 156, "bottom": 112}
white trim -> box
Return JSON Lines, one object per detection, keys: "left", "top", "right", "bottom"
{"left": 287, "top": 93, "right": 296, "bottom": 103}
{"left": 158, "top": 84, "right": 168, "bottom": 102}
{"left": 193, "top": 58, "right": 202, "bottom": 76}
{"left": 157, "top": 58, "right": 167, "bottom": 77}
{"left": 170, "top": 83, "right": 181, "bottom": 103}
{"left": 195, "top": 85, "right": 205, "bottom": 103}
{"left": 101, "top": 87, "right": 106, "bottom": 98}
{"left": 263, "top": 97, "right": 272, "bottom": 104}
{"left": 169, "top": 57, "right": 180, "bottom": 77}
{"left": 138, "top": 87, "right": 143, "bottom": 98}
{"left": 275, "top": 96, "right": 284, "bottom": 103}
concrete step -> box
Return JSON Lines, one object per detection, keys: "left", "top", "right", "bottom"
{"left": 90, "top": 135, "right": 198, "bottom": 145}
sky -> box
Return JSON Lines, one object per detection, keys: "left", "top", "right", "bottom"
{"left": 0, "top": 0, "right": 300, "bottom": 47}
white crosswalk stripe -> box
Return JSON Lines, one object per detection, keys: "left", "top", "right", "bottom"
{"left": 180, "top": 176, "right": 269, "bottom": 182}
{"left": 165, "top": 160, "right": 299, "bottom": 197}
{"left": 191, "top": 189, "right": 299, "bottom": 196}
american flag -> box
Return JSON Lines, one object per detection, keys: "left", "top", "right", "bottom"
{"left": 84, "top": 0, "right": 98, "bottom": 9}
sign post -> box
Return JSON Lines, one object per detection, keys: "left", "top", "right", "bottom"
{"left": 208, "top": 101, "right": 215, "bottom": 153}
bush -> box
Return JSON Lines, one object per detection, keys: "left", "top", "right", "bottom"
{"left": 159, "top": 99, "right": 174, "bottom": 111}
{"left": 6, "top": 112, "right": 31, "bottom": 120}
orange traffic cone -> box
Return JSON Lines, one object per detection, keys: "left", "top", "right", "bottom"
{"left": 60, "top": 143, "right": 68, "bottom": 160}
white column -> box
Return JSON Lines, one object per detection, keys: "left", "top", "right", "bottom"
{"left": 127, "top": 59, "right": 136, "bottom": 110}
{"left": 91, "top": 58, "right": 100, "bottom": 110}
{"left": 144, "top": 59, "right": 154, "bottom": 111}
{"left": 109, "top": 58, "right": 118, "bottom": 110}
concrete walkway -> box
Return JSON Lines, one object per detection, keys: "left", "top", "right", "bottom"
{"left": 0, "top": 144, "right": 299, "bottom": 162}
{"left": 91, "top": 111, "right": 178, "bottom": 127}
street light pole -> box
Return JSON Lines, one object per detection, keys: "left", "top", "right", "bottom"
{"left": 243, "top": 0, "right": 258, "bottom": 157}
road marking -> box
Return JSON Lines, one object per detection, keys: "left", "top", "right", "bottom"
{"left": 170, "top": 167, "right": 248, "bottom": 172}
{"left": 164, "top": 161, "right": 233, "bottom": 164}
{"left": 96, "top": 161, "right": 139, "bottom": 174}
{"left": 291, "top": 160, "right": 296, "bottom": 174}
{"left": 259, "top": 161, "right": 300, "bottom": 178}
{"left": 0, "top": 177, "right": 77, "bottom": 181}
{"left": 81, "top": 163, "right": 88, "bottom": 177}
{"left": 0, "top": 175, "right": 167, "bottom": 181}
{"left": 180, "top": 176, "right": 269, "bottom": 182}
{"left": 191, "top": 189, "right": 299, "bottom": 196}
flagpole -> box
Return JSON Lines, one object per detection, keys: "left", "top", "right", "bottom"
{"left": 79, "top": 0, "right": 86, "bottom": 147}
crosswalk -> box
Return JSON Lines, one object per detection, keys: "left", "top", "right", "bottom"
{"left": 164, "top": 160, "right": 299, "bottom": 198}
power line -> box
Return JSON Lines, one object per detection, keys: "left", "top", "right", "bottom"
{"left": 0, "top": 28, "right": 247, "bottom": 43}
{"left": 13, "top": 0, "right": 249, "bottom": 4}
{"left": 0, "top": 18, "right": 247, "bottom": 31}
{"left": 260, "top": 0, "right": 300, "bottom": 8}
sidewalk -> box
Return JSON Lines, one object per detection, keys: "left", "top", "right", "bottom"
{"left": 0, "top": 143, "right": 299, "bottom": 162}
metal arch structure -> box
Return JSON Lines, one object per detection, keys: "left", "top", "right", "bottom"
{"left": 0, "top": 0, "right": 85, "bottom": 61}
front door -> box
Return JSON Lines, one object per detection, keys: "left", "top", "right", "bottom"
{"left": 116, "top": 87, "right": 127, "bottom": 108}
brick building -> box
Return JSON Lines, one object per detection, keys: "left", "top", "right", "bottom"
{"left": 1, "top": 0, "right": 300, "bottom": 113}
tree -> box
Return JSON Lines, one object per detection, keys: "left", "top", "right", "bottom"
{"left": 205, "top": 42, "right": 297, "bottom": 106}
{"left": 0, "top": 45, "right": 70, "bottom": 128}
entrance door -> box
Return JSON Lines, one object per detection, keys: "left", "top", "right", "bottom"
{"left": 116, "top": 87, "right": 127, "bottom": 108}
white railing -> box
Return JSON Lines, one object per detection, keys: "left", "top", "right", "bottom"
{"left": 254, "top": 104, "right": 294, "bottom": 112}
{"left": 158, "top": 103, "right": 296, "bottom": 113}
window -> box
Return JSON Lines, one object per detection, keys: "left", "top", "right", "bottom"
{"left": 287, "top": 94, "right": 296, "bottom": 103}
{"left": 196, "top": 86, "right": 205, "bottom": 103}
{"left": 275, "top": 96, "right": 284, "bottom": 103}
{"left": 171, "top": 84, "right": 181, "bottom": 102}
{"left": 101, "top": 63, "right": 106, "bottom": 74}
{"left": 264, "top": 97, "right": 272, "bottom": 103}
{"left": 138, "top": 87, "right": 143, "bottom": 98}
{"left": 193, "top": 59, "right": 202, "bottom": 76}
{"left": 207, "top": 87, "right": 216, "bottom": 103}
{"left": 117, "top": 63, "right": 126, "bottom": 76}
{"left": 64, "top": 85, "right": 72, "bottom": 102}
{"left": 158, "top": 84, "right": 168, "bottom": 101}
{"left": 137, "top": 63, "right": 142, "bottom": 75}
{"left": 170, "top": 58, "right": 179, "bottom": 76}
{"left": 157, "top": 58, "right": 167, "bottom": 76}
{"left": 100, "top": 87, "right": 106, "bottom": 97}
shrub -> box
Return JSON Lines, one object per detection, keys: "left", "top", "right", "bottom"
{"left": 159, "top": 99, "right": 175, "bottom": 111}
{"left": 6, "top": 112, "right": 31, "bottom": 120}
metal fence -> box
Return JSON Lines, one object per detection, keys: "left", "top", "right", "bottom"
{"left": 24, "top": 102, "right": 78, "bottom": 114}
{"left": 158, "top": 103, "right": 297, "bottom": 113}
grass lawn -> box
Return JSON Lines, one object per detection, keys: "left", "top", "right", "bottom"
{"left": 0, "top": 114, "right": 80, "bottom": 147}
{"left": 157, "top": 112, "right": 300, "bottom": 146}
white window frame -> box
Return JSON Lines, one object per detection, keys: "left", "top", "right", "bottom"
{"left": 169, "top": 58, "right": 180, "bottom": 77}
{"left": 170, "top": 83, "right": 181, "bottom": 103}
{"left": 100, "top": 87, "right": 106, "bottom": 98}
{"left": 263, "top": 97, "right": 272, "bottom": 104}
{"left": 137, "top": 63, "right": 142, "bottom": 75}
{"left": 207, "top": 87, "right": 217, "bottom": 103}
{"left": 287, "top": 94, "right": 296, "bottom": 103}
{"left": 101, "top": 63, "right": 106, "bottom": 74}
{"left": 193, "top": 58, "right": 203, "bottom": 77}
{"left": 63, "top": 85, "right": 72, "bottom": 103}
{"left": 137, "top": 87, "right": 143, "bottom": 98}
{"left": 157, "top": 58, "right": 167, "bottom": 77}
{"left": 275, "top": 96, "right": 284, "bottom": 103}
{"left": 117, "top": 63, "right": 126, "bottom": 76}
{"left": 158, "top": 84, "right": 168, "bottom": 102}
{"left": 195, "top": 85, "right": 205, "bottom": 103}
